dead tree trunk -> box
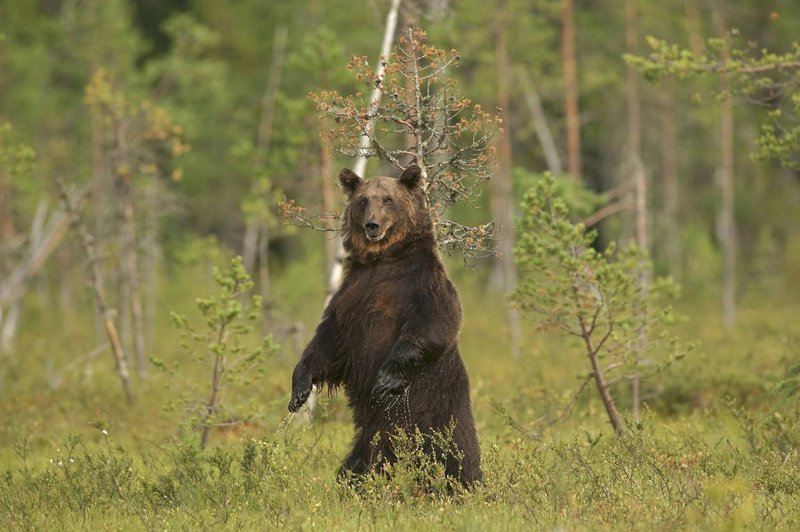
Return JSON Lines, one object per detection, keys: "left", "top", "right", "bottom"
{"left": 0, "top": 187, "right": 94, "bottom": 354}
{"left": 562, "top": 0, "right": 582, "bottom": 183}
{"left": 492, "top": 0, "right": 522, "bottom": 358}
{"left": 717, "top": 0, "right": 736, "bottom": 330}
{"left": 58, "top": 179, "right": 135, "bottom": 405}
{"left": 0, "top": 192, "right": 88, "bottom": 309}
{"left": 0, "top": 202, "right": 47, "bottom": 354}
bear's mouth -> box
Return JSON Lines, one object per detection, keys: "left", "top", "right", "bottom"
{"left": 365, "top": 231, "right": 386, "bottom": 242}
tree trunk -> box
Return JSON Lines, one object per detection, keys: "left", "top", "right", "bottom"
{"left": 244, "top": 26, "right": 287, "bottom": 313}
{"left": 659, "top": 81, "right": 681, "bottom": 278}
{"left": 517, "top": 67, "right": 563, "bottom": 175}
{"left": 142, "top": 178, "right": 159, "bottom": 350}
{"left": 109, "top": 110, "right": 148, "bottom": 379}
{"left": 120, "top": 177, "right": 147, "bottom": 378}
{"left": 574, "top": 284, "right": 625, "bottom": 435}
{"left": 257, "top": 223, "right": 270, "bottom": 311}
{"left": 0, "top": 170, "right": 13, "bottom": 248}
{"left": 492, "top": 0, "right": 522, "bottom": 358}
{"left": 716, "top": 0, "right": 736, "bottom": 330}
{"left": 199, "top": 343, "right": 225, "bottom": 449}
{"left": 1, "top": 201, "right": 47, "bottom": 354}
{"left": 89, "top": 87, "right": 109, "bottom": 347}
{"left": 0, "top": 187, "right": 90, "bottom": 309}
{"left": 58, "top": 245, "right": 75, "bottom": 317}
{"left": 0, "top": 165, "right": 13, "bottom": 350}
{"left": 257, "top": 26, "right": 287, "bottom": 161}
{"left": 625, "top": 0, "right": 649, "bottom": 420}
{"left": 684, "top": 0, "right": 706, "bottom": 56}
{"left": 58, "top": 180, "right": 134, "bottom": 405}
{"left": 320, "top": 136, "right": 338, "bottom": 272}
{"left": 562, "top": 0, "right": 582, "bottom": 183}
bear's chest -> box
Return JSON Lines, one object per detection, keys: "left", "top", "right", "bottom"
{"left": 333, "top": 262, "right": 418, "bottom": 351}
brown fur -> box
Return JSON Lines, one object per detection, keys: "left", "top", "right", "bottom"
{"left": 289, "top": 165, "right": 482, "bottom": 488}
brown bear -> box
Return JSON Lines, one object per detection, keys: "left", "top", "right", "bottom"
{"left": 288, "top": 164, "right": 482, "bottom": 488}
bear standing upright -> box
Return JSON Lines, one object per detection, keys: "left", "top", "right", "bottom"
{"left": 288, "top": 164, "right": 482, "bottom": 487}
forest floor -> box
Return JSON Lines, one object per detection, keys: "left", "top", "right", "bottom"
{"left": 1, "top": 262, "right": 799, "bottom": 530}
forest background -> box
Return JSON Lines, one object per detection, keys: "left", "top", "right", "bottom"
{"left": 1, "top": 0, "right": 799, "bottom": 529}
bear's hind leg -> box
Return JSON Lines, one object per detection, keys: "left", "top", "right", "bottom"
{"left": 337, "top": 437, "right": 370, "bottom": 483}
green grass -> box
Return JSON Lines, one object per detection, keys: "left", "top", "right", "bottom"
{"left": 1, "top": 253, "right": 799, "bottom": 530}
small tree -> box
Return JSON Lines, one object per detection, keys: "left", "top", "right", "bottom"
{"left": 165, "top": 256, "right": 278, "bottom": 449}
{"left": 281, "top": 28, "right": 499, "bottom": 260}
{"left": 513, "top": 175, "right": 687, "bottom": 434}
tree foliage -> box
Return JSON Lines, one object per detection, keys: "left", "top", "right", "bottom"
{"left": 627, "top": 35, "right": 800, "bottom": 169}
{"left": 283, "top": 29, "right": 500, "bottom": 260}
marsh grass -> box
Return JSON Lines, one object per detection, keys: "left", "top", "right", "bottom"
{"left": 1, "top": 242, "right": 799, "bottom": 530}
{"left": 2, "top": 408, "right": 799, "bottom": 530}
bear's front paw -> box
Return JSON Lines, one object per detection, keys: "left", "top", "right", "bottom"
{"left": 288, "top": 370, "right": 313, "bottom": 413}
{"left": 373, "top": 369, "right": 409, "bottom": 402}
{"left": 288, "top": 384, "right": 311, "bottom": 413}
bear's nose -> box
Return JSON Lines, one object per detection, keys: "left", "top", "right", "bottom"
{"left": 364, "top": 221, "right": 380, "bottom": 232}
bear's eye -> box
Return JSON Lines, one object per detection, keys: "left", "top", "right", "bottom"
{"left": 358, "top": 197, "right": 368, "bottom": 208}
{"left": 383, "top": 197, "right": 393, "bottom": 206}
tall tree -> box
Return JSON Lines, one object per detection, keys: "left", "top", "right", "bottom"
{"left": 491, "top": 0, "right": 522, "bottom": 358}
{"left": 716, "top": 0, "right": 736, "bottom": 330}
{"left": 561, "top": 0, "right": 582, "bottom": 182}
{"left": 242, "top": 25, "right": 288, "bottom": 317}
{"left": 517, "top": 67, "right": 563, "bottom": 176}
{"left": 658, "top": 81, "right": 681, "bottom": 278}
{"left": 625, "top": 0, "right": 649, "bottom": 417}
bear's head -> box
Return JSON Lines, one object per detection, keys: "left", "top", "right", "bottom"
{"left": 339, "top": 165, "right": 432, "bottom": 262}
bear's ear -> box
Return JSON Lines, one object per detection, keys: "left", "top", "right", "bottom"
{"left": 398, "top": 164, "right": 422, "bottom": 189}
{"left": 339, "top": 168, "right": 362, "bottom": 196}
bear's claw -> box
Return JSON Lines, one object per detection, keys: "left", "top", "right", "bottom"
{"left": 373, "top": 369, "right": 408, "bottom": 402}
{"left": 289, "top": 371, "right": 313, "bottom": 412}
{"left": 288, "top": 387, "right": 310, "bottom": 412}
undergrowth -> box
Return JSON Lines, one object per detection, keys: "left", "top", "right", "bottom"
{"left": 2, "top": 401, "right": 798, "bottom": 530}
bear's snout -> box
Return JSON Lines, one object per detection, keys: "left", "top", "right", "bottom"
{"left": 364, "top": 220, "right": 386, "bottom": 241}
